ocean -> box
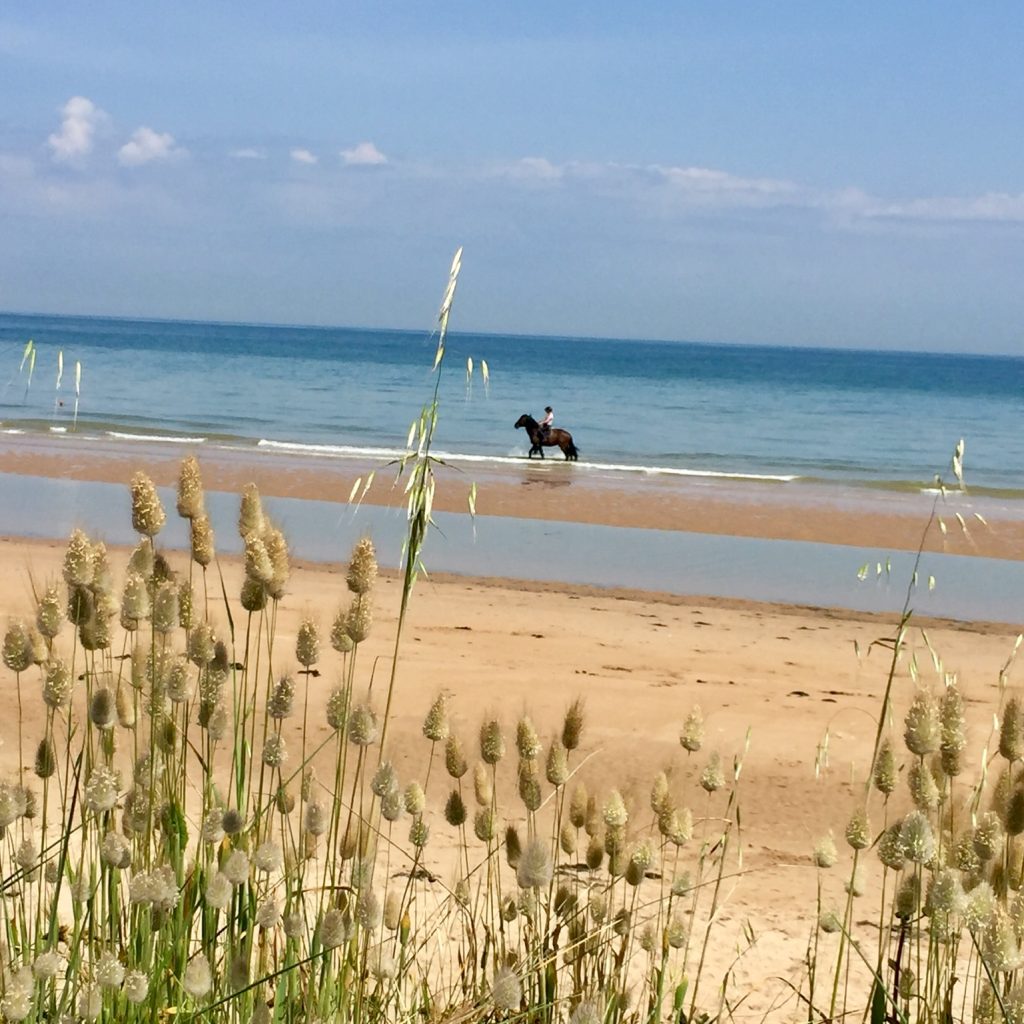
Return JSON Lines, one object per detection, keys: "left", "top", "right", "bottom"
{"left": 1, "top": 312, "right": 1022, "bottom": 497}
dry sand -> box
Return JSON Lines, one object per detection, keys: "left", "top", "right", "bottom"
{"left": 2, "top": 525, "right": 1021, "bottom": 1017}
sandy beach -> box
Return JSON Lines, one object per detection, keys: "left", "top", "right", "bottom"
{"left": 1, "top": 442, "right": 1021, "bottom": 1015}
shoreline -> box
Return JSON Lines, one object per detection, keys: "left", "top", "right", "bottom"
{"left": 1, "top": 432, "right": 1023, "bottom": 561}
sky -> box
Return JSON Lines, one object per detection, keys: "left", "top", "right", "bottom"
{"left": 0, "top": 3, "right": 1022, "bottom": 353}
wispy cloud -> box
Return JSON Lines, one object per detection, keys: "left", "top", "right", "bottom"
{"left": 230, "top": 147, "right": 266, "bottom": 160}
{"left": 340, "top": 141, "right": 387, "bottom": 166}
{"left": 118, "top": 127, "right": 184, "bottom": 167}
{"left": 859, "top": 192, "right": 1024, "bottom": 223}
{"left": 48, "top": 96, "right": 107, "bottom": 163}
{"left": 290, "top": 148, "right": 318, "bottom": 165}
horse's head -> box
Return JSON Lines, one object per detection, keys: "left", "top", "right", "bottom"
{"left": 514, "top": 414, "right": 532, "bottom": 429}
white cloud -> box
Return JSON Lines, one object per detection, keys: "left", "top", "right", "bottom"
{"left": 290, "top": 148, "right": 318, "bottom": 165}
{"left": 118, "top": 126, "right": 184, "bottom": 167}
{"left": 340, "top": 141, "right": 387, "bottom": 166}
{"left": 861, "top": 192, "right": 1024, "bottom": 223}
{"left": 230, "top": 147, "right": 266, "bottom": 160}
{"left": 48, "top": 96, "right": 107, "bottom": 163}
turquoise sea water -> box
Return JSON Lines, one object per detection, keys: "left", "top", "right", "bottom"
{"left": 1, "top": 312, "right": 1022, "bottom": 495}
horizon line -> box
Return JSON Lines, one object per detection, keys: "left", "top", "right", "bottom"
{"left": 0, "top": 306, "right": 1019, "bottom": 361}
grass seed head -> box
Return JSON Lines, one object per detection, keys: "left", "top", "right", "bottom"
{"left": 326, "top": 687, "right": 348, "bottom": 730}
{"left": 444, "top": 789, "right": 467, "bottom": 826}
{"left": 256, "top": 896, "right": 280, "bottom": 930}
{"left": 222, "top": 808, "right": 245, "bottom": 836}
{"left": 84, "top": 766, "right": 120, "bottom": 814}
{"left": 518, "top": 758, "right": 542, "bottom": 811}
{"left": 473, "top": 807, "right": 495, "bottom": 842}
{"left": 63, "top": 528, "right": 94, "bottom": 587}
{"left": 562, "top": 698, "right": 585, "bottom": 751}
{"left": 473, "top": 762, "right": 492, "bottom": 806}
{"left": 130, "top": 472, "right": 166, "bottom": 537}
{"left": 35, "top": 584, "right": 64, "bottom": 639}
{"left": 409, "top": 817, "right": 430, "bottom": 848}
{"left": 517, "top": 836, "right": 553, "bottom": 889}
{"left": 191, "top": 515, "right": 215, "bottom": 567}
{"left": 151, "top": 580, "right": 178, "bottom": 634}
{"left": 973, "top": 811, "right": 1004, "bottom": 862}
{"left": 2, "top": 619, "right": 33, "bottom": 672}
{"left": 445, "top": 734, "right": 468, "bottom": 778}
{"left": 296, "top": 617, "right": 320, "bottom": 667}
{"left": 480, "top": 719, "right": 505, "bottom": 764}
{"left": 330, "top": 608, "right": 354, "bottom": 653}
{"left": 371, "top": 761, "right": 397, "bottom": 798}
{"left": 505, "top": 825, "right": 522, "bottom": 868}
{"left": 845, "top": 806, "right": 871, "bottom": 850}
{"left": 404, "top": 781, "right": 426, "bottom": 816}
{"left": 240, "top": 576, "right": 267, "bottom": 612}
{"left": 262, "top": 733, "right": 287, "bottom": 768}
{"left": 909, "top": 760, "right": 940, "bottom": 812}
{"left": 586, "top": 835, "right": 604, "bottom": 870}
{"left": 265, "top": 526, "right": 290, "bottom": 599}
{"left": 877, "top": 823, "right": 906, "bottom": 870}
{"left": 348, "top": 703, "right": 379, "bottom": 746}
{"left": 381, "top": 787, "right": 403, "bottom": 822}
{"left": 895, "top": 874, "right": 921, "bottom": 919}
{"left": 700, "top": 752, "right": 726, "bottom": 793}
{"left": 176, "top": 455, "right": 205, "bottom": 519}
{"left": 188, "top": 622, "right": 216, "bottom": 666}
{"left": 904, "top": 690, "right": 941, "bottom": 757}
{"left": 347, "top": 537, "right": 378, "bottom": 595}
{"left": 1007, "top": 787, "right": 1024, "bottom": 836}
{"left": 603, "top": 789, "right": 628, "bottom": 828}
{"left": 872, "top": 738, "right": 897, "bottom": 796}
{"left": 244, "top": 533, "right": 273, "bottom": 585}
{"left": 651, "top": 770, "right": 671, "bottom": 815}
{"left": 88, "top": 688, "right": 116, "bottom": 729}
{"left": 423, "top": 692, "right": 450, "bottom": 742}
{"left": 901, "top": 811, "right": 937, "bottom": 864}
{"left": 491, "top": 966, "right": 522, "bottom": 1013}
{"left": 813, "top": 833, "right": 838, "bottom": 868}
{"left": 568, "top": 784, "right": 588, "bottom": 828}
{"left": 940, "top": 682, "right": 967, "bottom": 776}
{"left": 267, "top": 675, "right": 295, "bottom": 719}
{"left": 344, "top": 600, "right": 372, "bottom": 644}
{"left": 560, "top": 821, "right": 577, "bottom": 855}
{"left": 516, "top": 716, "right": 541, "bottom": 759}
{"left": 41, "top": 659, "right": 72, "bottom": 709}
{"left": 304, "top": 800, "right": 328, "bottom": 836}
{"left": 239, "top": 483, "right": 265, "bottom": 538}
{"left": 545, "top": 740, "right": 569, "bottom": 786}
{"left": 1000, "top": 695, "right": 1024, "bottom": 762}
{"left": 34, "top": 737, "right": 56, "bottom": 779}
{"left": 182, "top": 953, "right": 213, "bottom": 998}
{"left": 67, "top": 584, "right": 94, "bottom": 627}
{"left": 223, "top": 849, "right": 250, "bottom": 885}
{"left": 680, "top": 705, "right": 704, "bottom": 752}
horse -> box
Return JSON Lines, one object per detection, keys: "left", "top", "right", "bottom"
{"left": 515, "top": 414, "right": 579, "bottom": 461}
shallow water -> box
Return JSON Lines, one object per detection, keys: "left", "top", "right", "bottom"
{"left": 1, "top": 472, "right": 1021, "bottom": 624}
{"left": 2, "top": 313, "right": 1023, "bottom": 497}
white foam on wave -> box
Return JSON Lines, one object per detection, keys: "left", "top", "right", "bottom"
{"left": 258, "top": 438, "right": 407, "bottom": 459}
{"left": 49, "top": 426, "right": 67, "bottom": 434}
{"left": 1, "top": 429, "right": 25, "bottom": 435}
{"left": 256, "top": 438, "right": 798, "bottom": 483}
{"left": 107, "top": 431, "right": 207, "bottom": 445}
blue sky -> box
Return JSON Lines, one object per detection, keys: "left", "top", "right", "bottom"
{"left": 1, "top": 3, "right": 1022, "bottom": 352}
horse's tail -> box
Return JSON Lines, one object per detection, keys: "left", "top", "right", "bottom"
{"left": 566, "top": 442, "right": 579, "bottom": 460}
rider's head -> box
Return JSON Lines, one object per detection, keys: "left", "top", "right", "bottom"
{"left": 545, "top": 406, "right": 552, "bottom": 413}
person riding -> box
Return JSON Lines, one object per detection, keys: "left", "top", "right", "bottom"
{"left": 538, "top": 406, "right": 553, "bottom": 442}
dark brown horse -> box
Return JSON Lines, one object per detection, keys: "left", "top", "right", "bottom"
{"left": 515, "top": 414, "right": 579, "bottom": 460}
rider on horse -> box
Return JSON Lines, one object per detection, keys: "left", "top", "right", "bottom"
{"left": 538, "top": 406, "right": 553, "bottom": 441}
